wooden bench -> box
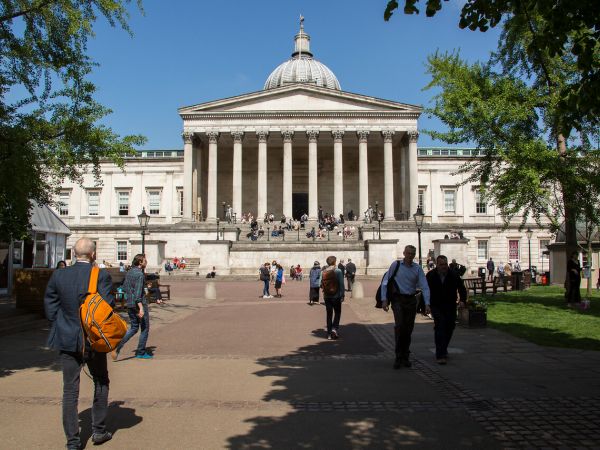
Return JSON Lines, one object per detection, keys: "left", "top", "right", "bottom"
{"left": 491, "top": 276, "right": 511, "bottom": 294}
{"left": 145, "top": 280, "right": 171, "bottom": 303}
{"left": 463, "top": 278, "right": 487, "bottom": 295}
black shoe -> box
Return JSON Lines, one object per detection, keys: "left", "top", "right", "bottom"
{"left": 91, "top": 431, "right": 112, "bottom": 445}
{"left": 393, "top": 359, "right": 402, "bottom": 370}
{"left": 402, "top": 358, "right": 412, "bottom": 368}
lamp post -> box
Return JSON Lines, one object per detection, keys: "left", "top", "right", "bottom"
{"left": 526, "top": 227, "right": 533, "bottom": 273}
{"left": 137, "top": 208, "right": 150, "bottom": 256}
{"left": 375, "top": 201, "right": 379, "bottom": 220}
{"left": 413, "top": 207, "right": 425, "bottom": 267}
{"left": 216, "top": 218, "right": 220, "bottom": 241}
{"left": 377, "top": 217, "right": 382, "bottom": 240}
{"left": 222, "top": 201, "right": 226, "bottom": 220}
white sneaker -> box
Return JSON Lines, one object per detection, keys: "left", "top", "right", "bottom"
{"left": 268, "top": 295, "right": 274, "bottom": 298}
{"left": 262, "top": 295, "right": 269, "bottom": 299}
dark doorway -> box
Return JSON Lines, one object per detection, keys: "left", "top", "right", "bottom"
{"left": 292, "top": 193, "right": 308, "bottom": 220}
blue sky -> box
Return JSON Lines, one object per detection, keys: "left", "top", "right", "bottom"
{"left": 86, "top": 0, "right": 501, "bottom": 149}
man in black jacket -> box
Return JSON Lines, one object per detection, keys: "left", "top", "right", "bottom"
{"left": 44, "top": 238, "right": 114, "bottom": 449}
{"left": 426, "top": 255, "right": 467, "bottom": 365}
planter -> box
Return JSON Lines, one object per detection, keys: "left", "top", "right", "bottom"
{"left": 459, "top": 308, "right": 487, "bottom": 328}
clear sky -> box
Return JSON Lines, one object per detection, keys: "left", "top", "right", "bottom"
{"left": 86, "top": 0, "right": 501, "bottom": 149}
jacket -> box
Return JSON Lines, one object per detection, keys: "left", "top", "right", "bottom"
{"left": 44, "top": 262, "right": 114, "bottom": 352}
{"left": 426, "top": 269, "right": 467, "bottom": 309}
{"left": 309, "top": 267, "right": 322, "bottom": 288}
{"left": 122, "top": 266, "right": 146, "bottom": 308}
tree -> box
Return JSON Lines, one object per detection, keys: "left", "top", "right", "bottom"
{"left": 0, "top": 0, "right": 146, "bottom": 242}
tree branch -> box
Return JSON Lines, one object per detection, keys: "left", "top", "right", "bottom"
{"left": 0, "top": 0, "right": 57, "bottom": 24}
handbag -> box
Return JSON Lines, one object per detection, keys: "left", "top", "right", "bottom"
{"left": 375, "top": 260, "right": 401, "bottom": 308}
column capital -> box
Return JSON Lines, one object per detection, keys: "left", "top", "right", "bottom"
{"left": 231, "top": 131, "right": 244, "bottom": 143}
{"left": 408, "top": 129, "right": 419, "bottom": 143}
{"left": 207, "top": 131, "right": 220, "bottom": 144}
{"left": 382, "top": 130, "right": 394, "bottom": 143}
{"left": 332, "top": 130, "right": 345, "bottom": 141}
{"left": 182, "top": 132, "right": 194, "bottom": 144}
{"left": 281, "top": 129, "right": 294, "bottom": 142}
{"left": 357, "top": 130, "right": 370, "bottom": 142}
{"left": 257, "top": 130, "right": 269, "bottom": 143}
{"left": 306, "top": 130, "right": 319, "bottom": 142}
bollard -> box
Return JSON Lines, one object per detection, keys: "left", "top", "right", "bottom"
{"left": 205, "top": 281, "right": 217, "bottom": 300}
{"left": 352, "top": 281, "right": 364, "bottom": 299}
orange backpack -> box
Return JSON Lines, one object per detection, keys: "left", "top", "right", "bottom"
{"left": 80, "top": 266, "right": 127, "bottom": 352}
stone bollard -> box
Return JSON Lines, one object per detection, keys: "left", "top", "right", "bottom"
{"left": 352, "top": 280, "right": 364, "bottom": 299}
{"left": 205, "top": 282, "right": 217, "bottom": 300}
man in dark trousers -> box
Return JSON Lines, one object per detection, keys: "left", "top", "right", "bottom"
{"left": 337, "top": 259, "right": 346, "bottom": 279}
{"left": 321, "top": 255, "right": 345, "bottom": 340}
{"left": 44, "top": 238, "right": 114, "bottom": 449}
{"left": 486, "top": 257, "right": 495, "bottom": 282}
{"left": 426, "top": 255, "right": 467, "bottom": 365}
{"left": 345, "top": 258, "right": 356, "bottom": 292}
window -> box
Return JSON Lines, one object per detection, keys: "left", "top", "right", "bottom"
{"left": 147, "top": 190, "right": 161, "bottom": 215}
{"left": 509, "top": 240, "right": 520, "bottom": 260}
{"left": 177, "top": 188, "right": 184, "bottom": 216}
{"left": 444, "top": 190, "right": 456, "bottom": 213}
{"left": 539, "top": 239, "right": 550, "bottom": 260}
{"left": 87, "top": 191, "right": 99, "bottom": 216}
{"left": 418, "top": 189, "right": 425, "bottom": 214}
{"left": 116, "top": 241, "right": 127, "bottom": 261}
{"left": 59, "top": 192, "right": 70, "bottom": 216}
{"left": 118, "top": 191, "right": 129, "bottom": 216}
{"left": 475, "top": 190, "right": 487, "bottom": 214}
{"left": 477, "top": 240, "right": 488, "bottom": 260}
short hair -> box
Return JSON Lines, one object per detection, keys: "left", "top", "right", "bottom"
{"left": 404, "top": 245, "right": 416, "bottom": 253}
{"left": 73, "top": 238, "right": 95, "bottom": 260}
{"left": 326, "top": 255, "right": 337, "bottom": 266}
{"left": 132, "top": 254, "right": 145, "bottom": 267}
{"left": 436, "top": 255, "right": 448, "bottom": 263}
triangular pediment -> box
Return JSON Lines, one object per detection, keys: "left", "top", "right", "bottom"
{"left": 179, "top": 84, "right": 421, "bottom": 115}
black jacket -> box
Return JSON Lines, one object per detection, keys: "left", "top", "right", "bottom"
{"left": 44, "top": 262, "right": 114, "bottom": 352}
{"left": 426, "top": 269, "right": 467, "bottom": 309}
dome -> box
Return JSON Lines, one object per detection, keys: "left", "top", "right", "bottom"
{"left": 264, "top": 19, "right": 341, "bottom": 91}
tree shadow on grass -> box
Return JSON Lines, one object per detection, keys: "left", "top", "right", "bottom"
{"left": 79, "top": 400, "right": 143, "bottom": 448}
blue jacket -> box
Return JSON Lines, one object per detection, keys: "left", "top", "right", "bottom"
{"left": 309, "top": 266, "right": 322, "bottom": 288}
{"left": 44, "top": 262, "right": 114, "bottom": 352}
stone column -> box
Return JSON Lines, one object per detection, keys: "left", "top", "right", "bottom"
{"left": 282, "top": 130, "right": 294, "bottom": 219}
{"left": 182, "top": 132, "right": 194, "bottom": 220}
{"left": 103, "top": 172, "right": 112, "bottom": 224}
{"left": 165, "top": 171, "right": 173, "bottom": 223}
{"left": 206, "top": 131, "right": 219, "bottom": 221}
{"left": 307, "top": 130, "right": 319, "bottom": 220}
{"left": 257, "top": 130, "right": 269, "bottom": 219}
{"left": 333, "top": 130, "right": 344, "bottom": 218}
{"left": 408, "top": 129, "right": 419, "bottom": 216}
{"left": 357, "top": 130, "right": 370, "bottom": 218}
{"left": 231, "top": 131, "right": 244, "bottom": 220}
{"left": 382, "top": 130, "right": 395, "bottom": 221}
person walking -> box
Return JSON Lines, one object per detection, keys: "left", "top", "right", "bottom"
{"left": 321, "top": 255, "right": 345, "bottom": 339}
{"left": 259, "top": 262, "right": 272, "bottom": 298}
{"left": 345, "top": 258, "right": 356, "bottom": 292}
{"left": 308, "top": 261, "right": 322, "bottom": 305}
{"left": 43, "top": 238, "right": 114, "bottom": 449}
{"left": 566, "top": 251, "right": 582, "bottom": 306}
{"left": 381, "top": 245, "right": 431, "bottom": 369}
{"left": 486, "top": 258, "right": 495, "bottom": 282}
{"left": 426, "top": 255, "right": 467, "bottom": 365}
{"left": 275, "top": 264, "right": 284, "bottom": 298}
{"left": 112, "top": 254, "right": 153, "bottom": 360}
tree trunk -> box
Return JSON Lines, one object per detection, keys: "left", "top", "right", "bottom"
{"left": 558, "top": 134, "right": 578, "bottom": 295}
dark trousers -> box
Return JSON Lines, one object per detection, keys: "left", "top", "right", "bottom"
{"left": 117, "top": 304, "right": 150, "bottom": 356}
{"left": 431, "top": 305, "right": 456, "bottom": 359}
{"left": 391, "top": 295, "right": 417, "bottom": 359}
{"left": 324, "top": 297, "right": 342, "bottom": 334}
{"left": 61, "top": 351, "right": 109, "bottom": 449}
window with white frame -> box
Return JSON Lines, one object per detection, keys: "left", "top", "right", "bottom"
{"left": 477, "top": 240, "right": 488, "bottom": 260}
{"left": 444, "top": 190, "right": 456, "bottom": 213}
{"left": 509, "top": 239, "right": 520, "bottom": 260}
{"left": 58, "top": 191, "right": 70, "bottom": 216}
{"left": 418, "top": 189, "right": 426, "bottom": 214}
{"left": 177, "top": 188, "right": 184, "bottom": 216}
{"left": 539, "top": 239, "right": 550, "bottom": 259}
{"left": 116, "top": 241, "right": 128, "bottom": 261}
{"left": 147, "top": 190, "right": 161, "bottom": 215}
{"left": 118, "top": 191, "right": 130, "bottom": 216}
{"left": 475, "top": 190, "right": 487, "bottom": 214}
{"left": 87, "top": 191, "right": 99, "bottom": 216}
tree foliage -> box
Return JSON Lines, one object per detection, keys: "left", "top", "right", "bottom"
{"left": 0, "top": 0, "right": 146, "bottom": 241}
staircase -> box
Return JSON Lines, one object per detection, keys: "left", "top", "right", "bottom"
{"left": 162, "top": 258, "right": 202, "bottom": 277}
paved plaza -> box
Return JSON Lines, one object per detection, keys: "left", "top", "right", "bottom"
{"left": 0, "top": 279, "right": 599, "bottom": 449}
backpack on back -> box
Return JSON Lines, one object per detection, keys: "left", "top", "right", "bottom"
{"left": 80, "top": 266, "right": 127, "bottom": 352}
{"left": 321, "top": 268, "right": 339, "bottom": 297}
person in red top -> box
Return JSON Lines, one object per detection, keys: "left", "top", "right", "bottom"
{"left": 295, "top": 264, "right": 303, "bottom": 281}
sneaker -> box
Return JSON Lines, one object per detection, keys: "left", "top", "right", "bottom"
{"left": 135, "top": 353, "right": 153, "bottom": 359}
{"left": 327, "top": 334, "right": 332, "bottom": 340}
{"left": 393, "top": 359, "right": 402, "bottom": 370}
{"left": 262, "top": 295, "right": 269, "bottom": 298}
{"left": 331, "top": 329, "right": 339, "bottom": 340}
{"left": 110, "top": 349, "right": 119, "bottom": 362}
{"left": 436, "top": 358, "right": 447, "bottom": 365}
{"left": 91, "top": 431, "right": 112, "bottom": 445}
{"left": 402, "top": 358, "right": 412, "bottom": 368}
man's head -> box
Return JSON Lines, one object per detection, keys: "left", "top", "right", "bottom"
{"left": 347, "top": 258, "right": 351, "bottom": 263}
{"left": 73, "top": 238, "right": 96, "bottom": 262}
{"left": 326, "top": 255, "right": 337, "bottom": 267}
{"left": 436, "top": 255, "right": 449, "bottom": 274}
{"left": 403, "top": 245, "right": 417, "bottom": 265}
{"left": 452, "top": 259, "right": 457, "bottom": 264}
{"left": 132, "top": 254, "right": 147, "bottom": 269}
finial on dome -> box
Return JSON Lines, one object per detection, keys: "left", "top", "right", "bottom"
{"left": 293, "top": 15, "right": 312, "bottom": 58}
{"left": 300, "top": 14, "right": 304, "bottom": 31}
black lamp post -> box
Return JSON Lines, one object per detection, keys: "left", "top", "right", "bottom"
{"left": 222, "top": 201, "right": 226, "bottom": 220}
{"left": 137, "top": 208, "right": 150, "bottom": 255}
{"left": 216, "top": 218, "right": 220, "bottom": 241}
{"left": 526, "top": 227, "right": 533, "bottom": 273}
{"left": 377, "top": 217, "right": 382, "bottom": 240}
{"left": 375, "top": 201, "right": 379, "bottom": 220}
{"left": 413, "top": 207, "right": 425, "bottom": 266}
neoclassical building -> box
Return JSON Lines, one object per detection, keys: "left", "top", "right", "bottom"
{"left": 52, "top": 23, "right": 554, "bottom": 276}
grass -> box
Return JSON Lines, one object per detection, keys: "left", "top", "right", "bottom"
{"left": 481, "top": 286, "right": 600, "bottom": 351}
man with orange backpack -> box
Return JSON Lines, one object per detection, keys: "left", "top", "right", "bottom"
{"left": 44, "top": 238, "right": 115, "bottom": 449}
{"left": 321, "top": 255, "right": 346, "bottom": 340}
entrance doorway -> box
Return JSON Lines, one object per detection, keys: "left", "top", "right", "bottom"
{"left": 292, "top": 193, "right": 308, "bottom": 220}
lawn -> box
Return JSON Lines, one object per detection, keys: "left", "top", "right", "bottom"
{"left": 482, "top": 286, "right": 600, "bottom": 351}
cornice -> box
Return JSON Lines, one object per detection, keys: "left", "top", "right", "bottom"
{"left": 181, "top": 111, "right": 420, "bottom": 121}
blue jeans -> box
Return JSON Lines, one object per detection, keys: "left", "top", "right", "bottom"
{"left": 262, "top": 280, "right": 270, "bottom": 296}
{"left": 61, "top": 351, "right": 109, "bottom": 449}
{"left": 117, "top": 304, "right": 150, "bottom": 356}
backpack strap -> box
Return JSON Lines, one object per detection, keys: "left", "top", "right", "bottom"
{"left": 87, "top": 266, "right": 99, "bottom": 295}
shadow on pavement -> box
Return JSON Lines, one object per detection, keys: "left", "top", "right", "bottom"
{"left": 79, "top": 400, "right": 143, "bottom": 448}
{"left": 0, "top": 330, "right": 60, "bottom": 378}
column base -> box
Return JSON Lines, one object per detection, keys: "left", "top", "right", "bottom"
{"left": 383, "top": 216, "right": 395, "bottom": 222}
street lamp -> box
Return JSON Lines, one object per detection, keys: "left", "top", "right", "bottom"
{"left": 222, "top": 201, "right": 226, "bottom": 220}
{"left": 216, "top": 218, "right": 220, "bottom": 241}
{"left": 137, "top": 208, "right": 150, "bottom": 255}
{"left": 413, "top": 207, "right": 425, "bottom": 266}
{"left": 375, "top": 201, "right": 379, "bottom": 220}
{"left": 526, "top": 227, "right": 533, "bottom": 273}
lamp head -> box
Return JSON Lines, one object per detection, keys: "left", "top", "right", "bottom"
{"left": 413, "top": 207, "right": 424, "bottom": 229}
{"left": 137, "top": 208, "right": 150, "bottom": 229}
